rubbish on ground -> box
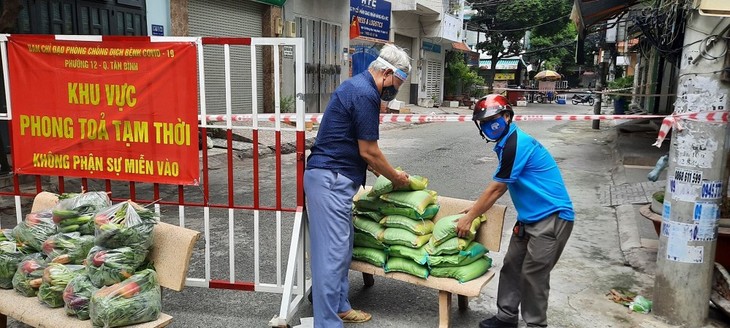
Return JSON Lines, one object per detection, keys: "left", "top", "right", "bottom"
{"left": 607, "top": 288, "right": 636, "bottom": 306}
{"left": 628, "top": 295, "right": 652, "bottom": 314}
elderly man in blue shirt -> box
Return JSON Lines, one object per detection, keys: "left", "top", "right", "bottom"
{"left": 304, "top": 44, "right": 411, "bottom": 328}
{"left": 456, "top": 94, "right": 574, "bottom": 328}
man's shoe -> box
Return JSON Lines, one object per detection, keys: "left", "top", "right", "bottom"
{"left": 479, "top": 316, "right": 518, "bottom": 328}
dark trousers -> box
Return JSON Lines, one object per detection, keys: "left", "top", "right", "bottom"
{"left": 496, "top": 213, "right": 573, "bottom": 327}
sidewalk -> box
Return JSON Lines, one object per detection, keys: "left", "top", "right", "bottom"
{"left": 611, "top": 119, "right": 730, "bottom": 326}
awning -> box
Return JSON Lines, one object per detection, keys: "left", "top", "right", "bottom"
{"left": 451, "top": 42, "right": 473, "bottom": 53}
{"left": 571, "top": 0, "right": 640, "bottom": 37}
{"left": 479, "top": 59, "right": 520, "bottom": 70}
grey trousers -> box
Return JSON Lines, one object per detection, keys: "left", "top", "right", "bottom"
{"left": 495, "top": 213, "right": 573, "bottom": 327}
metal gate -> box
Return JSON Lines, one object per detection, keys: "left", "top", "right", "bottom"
{"left": 0, "top": 35, "right": 309, "bottom": 326}
{"left": 297, "top": 17, "right": 341, "bottom": 113}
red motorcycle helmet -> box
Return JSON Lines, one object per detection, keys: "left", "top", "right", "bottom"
{"left": 472, "top": 94, "right": 514, "bottom": 122}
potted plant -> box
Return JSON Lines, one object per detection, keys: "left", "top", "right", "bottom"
{"left": 608, "top": 76, "right": 633, "bottom": 114}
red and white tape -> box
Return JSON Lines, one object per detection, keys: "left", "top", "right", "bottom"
{"left": 201, "top": 111, "right": 729, "bottom": 148}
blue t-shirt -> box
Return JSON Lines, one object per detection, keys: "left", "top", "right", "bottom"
{"left": 493, "top": 124, "right": 575, "bottom": 223}
{"left": 306, "top": 71, "right": 380, "bottom": 187}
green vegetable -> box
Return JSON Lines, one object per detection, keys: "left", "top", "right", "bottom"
{"left": 52, "top": 192, "right": 111, "bottom": 234}
{"left": 90, "top": 269, "right": 161, "bottom": 327}
{"left": 94, "top": 201, "right": 158, "bottom": 251}
{"left": 12, "top": 211, "right": 57, "bottom": 253}
{"left": 38, "top": 263, "right": 84, "bottom": 308}
{"left": 12, "top": 253, "right": 47, "bottom": 297}
{"left": 64, "top": 274, "right": 98, "bottom": 320}
{"left": 42, "top": 232, "right": 94, "bottom": 265}
{"left": 0, "top": 247, "right": 23, "bottom": 289}
{"left": 86, "top": 246, "right": 148, "bottom": 287}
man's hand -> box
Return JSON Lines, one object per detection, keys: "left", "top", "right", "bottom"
{"left": 459, "top": 207, "right": 472, "bottom": 214}
{"left": 456, "top": 215, "right": 473, "bottom": 238}
{"left": 392, "top": 170, "right": 409, "bottom": 189}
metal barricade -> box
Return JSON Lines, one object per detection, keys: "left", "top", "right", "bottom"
{"left": 0, "top": 35, "right": 308, "bottom": 326}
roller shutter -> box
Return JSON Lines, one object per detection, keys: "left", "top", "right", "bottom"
{"left": 188, "top": 0, "right": 265, "bottom": 115}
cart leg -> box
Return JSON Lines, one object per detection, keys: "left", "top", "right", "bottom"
{"left": 438, "top": 290, "right": 452, "bottom": 328}
{"left": 457, "top": 295, "right": 469, "bottom": 311}
{"left": 362, "top": 273, "right": 374, "bottom": 288}
{"left": 0, "top": 312, "right": 7, "bottom": 328}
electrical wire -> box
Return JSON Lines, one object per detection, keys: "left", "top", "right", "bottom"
{"left": 467, "top": 14, "right": 570, "bottom": 33}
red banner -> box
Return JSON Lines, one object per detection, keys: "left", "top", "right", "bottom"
{"left": 8, "top": 35, "right": 200, "bottom": 185}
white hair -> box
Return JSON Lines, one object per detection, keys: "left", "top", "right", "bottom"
{"left": 368, "top": 44, "right": 411, "bottom": 75}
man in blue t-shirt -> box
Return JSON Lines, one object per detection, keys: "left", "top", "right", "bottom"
{"left": 304, "top": 44, "right": 411, "bottom": 328}
{"left": 456, "top": 94, "right": 574, "bottom": 328}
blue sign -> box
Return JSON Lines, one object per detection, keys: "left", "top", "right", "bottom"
{"left": 350, "top": 0, "right": 391, "bottom": 42}
{"left": 151, "top": 24, "right": 164, "bottom": 36}
{"left": 422, "top": 41, "right": 441, "bottom": 53}
{"left": 351, "top": 45, "right": 380, "bottom": 77}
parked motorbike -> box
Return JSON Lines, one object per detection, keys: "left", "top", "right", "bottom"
{"left": 571, "top": 92, "right": 594, "bottom": 106}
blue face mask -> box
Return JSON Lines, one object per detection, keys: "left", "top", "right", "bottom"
{"left": 479, "top": 116, "right": 508, "bottom": 142}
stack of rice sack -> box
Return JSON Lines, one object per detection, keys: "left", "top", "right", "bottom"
{"left": 353, "top": 173, "right": 437, "bottom": 279}
{"left": 425, "top": 214, "right": 492, "bottom": 283}
{"left": 0, "top": 192, "right": 163, "bottom": 327}
{"left": 352, "top": 174, "right": 494, "bottom": 283}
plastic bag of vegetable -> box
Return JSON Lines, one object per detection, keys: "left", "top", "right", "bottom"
{"left": 12, "top": 210, "right": 57, "bottom": 253}
{"left": 0, "top": 242, "right": 23, "bottom": 289}
{"left": 94, "top": 201, "right": 158, "bottom": 251}
{"left": 53, "top": 192, "right": 111, "bottom": 234}
{"left": 42, "top": 232, "right": 95, "bottom": 264}
{"left": 90, "top": 268, "right": 161, "bottom": 328}
{"left": 86, "top": 246, "right": 148, "bottom": 287}
{"left": 38, "top": 263, "right": 85, "bottom": 308}
{"left": 64, "top": 273, "right": 99, "bottom": 320}
{"left": 12, "top": 253, "right": 47, "bottom": 297}
{"left": 0, "top": 228, "right": 12, "bottom": 242}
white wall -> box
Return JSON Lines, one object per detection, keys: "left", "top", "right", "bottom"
{"left": 146, "top": 0, "right": 171, "bottom": 36}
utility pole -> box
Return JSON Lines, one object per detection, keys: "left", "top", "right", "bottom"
{"left": 653, "top": 10, "right": 730, "bottom": 327}
{"left": 592, "top": 62, "right": 607, "bottom": 130}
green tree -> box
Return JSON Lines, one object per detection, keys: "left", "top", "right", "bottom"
{"left": 521, "top": 0, "right": 576, "bottom": 76}
{"left": 445, "top": 52, "right": 485, "bottom": 98}
{"left": 527, "top": 22, "right": 577, "bottom": 73}
{"left": 469, "top": 0, "right": 544, "bottom": 91}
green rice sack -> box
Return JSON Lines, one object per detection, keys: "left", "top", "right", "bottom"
{"left": 352, "top": 208, "right": 382, "bottom": 222}
{"left": 354, "top": 232, "right": 385, "bottom": 249}
{"left": 427, "top": 242, "right": 487, "bottom": 267}
{"left": 384, "top": 257, "right": 429, "bottom": 279}
{"left": 386, "top": 245, "right": 428, "bottom": 265}
{"left": 431, "top": 214, "right": 484, "bottom": 247}
{"left": 353, "top": 216, "right": 385, "bottom": 240}
{"left": 379, "top": 190, "right": 437, "bottom": 216}
{"left": 368, "top": 173, "right": 429, "bottom": 197}
{"left": 382, "top": 228, "right": 431, "bottom": 248}
{"left": 354, "top": 194, "right": 390, "bottom": 212}
{"left": 352, "top": 247, "right": 387, "bottom": 267}
{"left": 430, "top": 257, "right": 493, "bottom": 283}
{"left": 379, "top": 215, "right": 434, "bottom": 236}
{"left": 425, "top": 236, "right": 471, "bottom": 256}
{"left": 380, "top": 204, "right": 440, "bottom": 220}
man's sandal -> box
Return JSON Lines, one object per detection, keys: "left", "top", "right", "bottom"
{"left": 338, "top": 309, "right": 372, "bottom": 323}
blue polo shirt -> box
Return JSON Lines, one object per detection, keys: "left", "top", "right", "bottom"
{"left": 306, "top": 71, "right": 380, "bottom": 187}
{"left": 493, "top": 124, "right": 575, "bottom": 223}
